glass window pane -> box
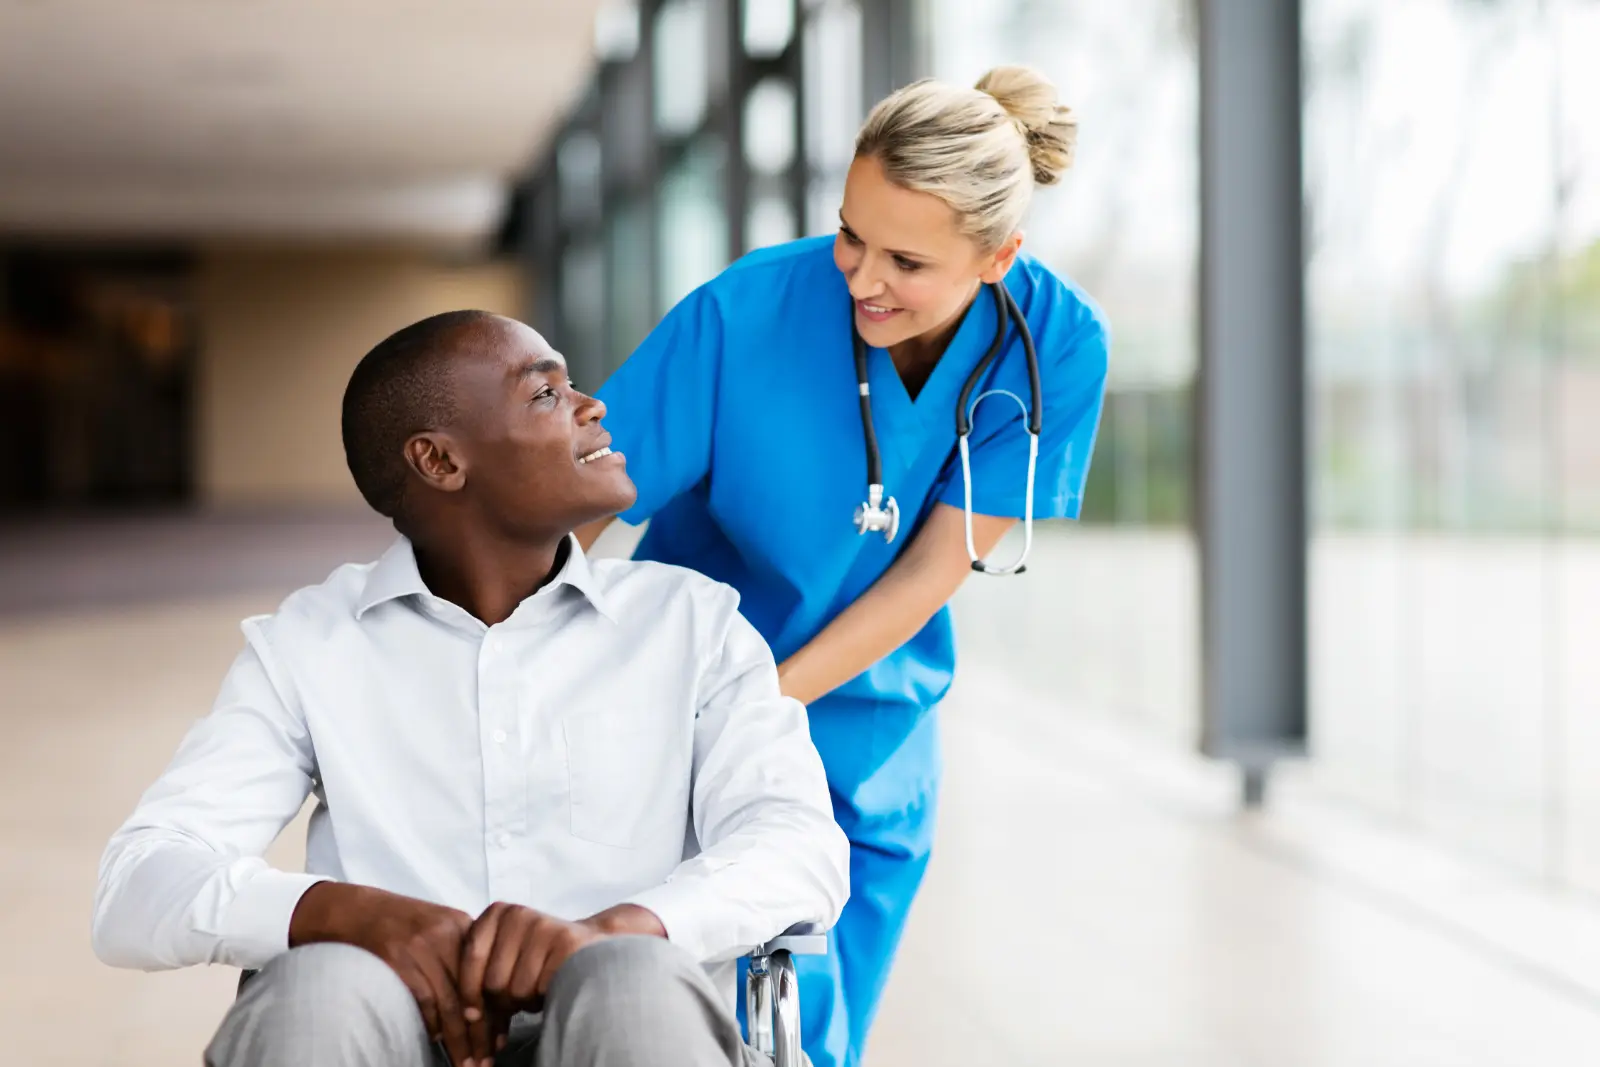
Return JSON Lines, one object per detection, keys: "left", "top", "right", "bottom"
{"left": 557, "top": 132, "right": 603, "bottom": 227}
{"left": 1553, "top": 0, "right": 1600, "bottom": 895}
{"left": 744, "top": 0, "right": 795, "bottom": 57}
{"left": 659, "top": 137, "right": 730, "bottom": 311}
{"left": 927, "top": 0, "right": 1199, "bottom": 746}
{"left": 743, "top": 77, "right": 797, "bottom": 175}
{"left": 802, "top": 1, "right": 862, "bottom": 174}
{"left": 747, "top": 192, "right": 797, "bottom": 251}
{"left": 560, "top": 241, "right": 606, "bottom": 389}
{"left": 603, "top": 58, "right": 652, "bottom": 186}
{"left": 594, "top": 0, "right": 641, "bottom": 61}
{"left": 605, "top": 198, "right": 654, "bottom": 374}
{"left": 805, "top": 175, "right": 844, "bottom": 237}
{"left": 1305, "top": 0, "right": 1565, "bottom": 878}
{"left": 654, "top": 0, "right": 710, "bottom": 137}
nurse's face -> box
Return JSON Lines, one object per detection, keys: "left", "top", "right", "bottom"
{"left": 430, "top": 318, "right": 637, "bottom": 538}
{"left": 834, "top": 154, "right": 1022, "bottom": 351}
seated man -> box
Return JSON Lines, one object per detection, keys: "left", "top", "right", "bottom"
{"left": 92, "top": 310, "right": 850, "bottom": 1067}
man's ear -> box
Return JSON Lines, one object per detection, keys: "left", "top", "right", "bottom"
{"left": 403, "top": 432, "right": 467, "bottom": 494}
{"left": 978, "top": 231, "right": 1024, "bottom": 285}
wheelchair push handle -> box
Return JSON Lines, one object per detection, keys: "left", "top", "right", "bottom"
{"left": 750, "top": 921, "right": 827, "bottom": 959}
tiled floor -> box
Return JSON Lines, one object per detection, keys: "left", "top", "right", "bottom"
{"left": 4, "top": 515, "right": 1600, "bottom": 1065}
{"left": 875, "top": 667, "right": 1600, "bottom": 1066}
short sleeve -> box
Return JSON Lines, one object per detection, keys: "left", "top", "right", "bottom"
{"left": 595, "top": 285, "right": 726, "bottom": 525}
{"left": 939, "top": 313, "right": 1109, "bottom": 521}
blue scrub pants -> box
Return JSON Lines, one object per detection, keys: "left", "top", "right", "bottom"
{"left": 741, "top": 704, "right": 941, "bottom": 1067}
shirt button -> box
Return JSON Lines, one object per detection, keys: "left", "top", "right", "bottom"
{"left": 496, "top": 832, "right": 511, "bottom": 849}
{"left": 492, "top": 639, "right": 505, "bottom": 654}
{"left": 492, "top": 729, "right": 507, "bottom": 744}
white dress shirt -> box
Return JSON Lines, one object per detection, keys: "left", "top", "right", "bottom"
{"left": 93, "top": 536, "right": 849, "bottom": 1000}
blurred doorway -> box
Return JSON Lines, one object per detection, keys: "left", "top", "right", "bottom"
{"left": 0, "top": 248, "right": 196, "bottom": 513}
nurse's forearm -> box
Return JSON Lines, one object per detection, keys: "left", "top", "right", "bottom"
{"left": 777, "top": 570, "right": 948, "bottom": 706}
{"left": 777, "top": 504, "right": 1014, "bottom": 706}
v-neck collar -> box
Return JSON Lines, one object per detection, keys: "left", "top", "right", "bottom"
{"left": 846, "top": 283, "right": 1009, "bottom": 505}
{"left": 857, "top": 281, "right": 1005, "bottom": 448}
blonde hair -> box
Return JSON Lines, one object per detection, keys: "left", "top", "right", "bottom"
{"left": 854, "top": 65, "right": 1077, "bottom": 252}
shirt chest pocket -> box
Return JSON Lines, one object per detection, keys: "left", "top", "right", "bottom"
{"left": 563, "top": 707, "right": 687, "bottom": 849}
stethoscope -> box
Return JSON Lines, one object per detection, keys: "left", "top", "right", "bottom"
{"left": 852, "top": 281, "right": 1043, "bottom": 576}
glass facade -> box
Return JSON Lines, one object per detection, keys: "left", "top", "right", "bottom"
{"left": 523, "top": 0, "right": 822, "bottom": 390}
{"left": 653, "top": 0, "right": 712, "bottom": 137}
{"left": 1304, "top": 0, "right": 1600, "bottom": 893}
{"left": 928, "top": 0, "right": 1202, "bottom": 745}
{"left": 524, "top": 0, "right": 1202, "bottom": 744}
{"left": 517, "top": 0, "right": 1599, "bottom": 899}
{"left": 658, "top": 136, "right": 731, "bottom": 310}
{"left": 800, "top": 0, "right": 863, "bottom": 234}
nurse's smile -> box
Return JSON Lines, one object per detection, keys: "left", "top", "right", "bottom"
{"left": 854, "top": 300, "right": 902, "bottom": 325}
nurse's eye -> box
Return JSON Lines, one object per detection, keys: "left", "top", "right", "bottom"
{"left": 893, "top": 256, "right": 924, "bottom": 272}
{"left": 839, "top": 227, "right": 862, "bottom": 246}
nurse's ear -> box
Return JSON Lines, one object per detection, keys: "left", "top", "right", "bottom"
{"left": 404, "top": 431, "right": 469, "bottom": 495}
{"left": 977, "top": 230, "right": 1024, "bottom": 285}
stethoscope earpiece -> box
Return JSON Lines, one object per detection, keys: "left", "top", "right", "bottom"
{"left": 851, "top": 283, "right": 1042, "bottom": 573}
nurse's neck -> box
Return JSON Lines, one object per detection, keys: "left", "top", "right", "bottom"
{"left": 888, "top": 281, "right": 983, "bottom": 399}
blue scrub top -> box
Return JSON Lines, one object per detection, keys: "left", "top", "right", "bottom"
{"left": 596, "top": 236, "right": 1108, "bottom": 789}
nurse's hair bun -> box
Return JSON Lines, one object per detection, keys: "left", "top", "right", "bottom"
{"left": 855, "top": 65, "right": 1077, "bottom": 251}
{"left": 976, "top": 65, "right": 1077, "bottom": 187}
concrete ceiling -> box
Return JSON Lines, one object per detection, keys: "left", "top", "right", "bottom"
{"left": 0, "top": 0, "right": 606, "bottom": 245}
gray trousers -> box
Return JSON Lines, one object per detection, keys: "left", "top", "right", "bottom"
{"left": 206, "top": 937, "right": 768, "bottom": 1067}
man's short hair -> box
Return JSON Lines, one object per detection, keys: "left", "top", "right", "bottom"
{"left": 341, "top": 309, "right": 500, "bottom": 518}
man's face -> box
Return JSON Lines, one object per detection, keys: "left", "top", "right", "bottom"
{"left": 442, "top": 318, "right": 636, "bottom": 537}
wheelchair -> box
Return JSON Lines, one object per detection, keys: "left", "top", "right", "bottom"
{"left": 236, "top": 921, "right": 825, "bottom": 1067}
{"left": 745, "top": 921, "right": 826, "bottom": 1067}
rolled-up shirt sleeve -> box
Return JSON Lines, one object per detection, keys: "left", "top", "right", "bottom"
{"left": 625, "top": 594, "right": 849, "bottom": 963}
{"left": 91, "top": 621, "right": 327, "bottom": 972}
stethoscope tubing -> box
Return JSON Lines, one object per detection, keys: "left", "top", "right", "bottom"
{"left": 851, "top": 280, "right": 1042, "bottom": 573}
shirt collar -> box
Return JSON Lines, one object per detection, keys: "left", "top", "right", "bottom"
{"left": 354, "top": 534, "right": 615, "bottom": 624}
{"left": 547, "top": 535, "right": 615, "bottom": 623}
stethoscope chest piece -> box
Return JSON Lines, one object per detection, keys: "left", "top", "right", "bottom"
{"left": 854, "top": 483, "right": 900, "bottom": 542}
{"left": 850, "top": 281, "right": 1043, "bottom": 571}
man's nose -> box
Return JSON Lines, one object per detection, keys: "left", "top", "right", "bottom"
{"left": 576, "top": 391, "right": 606, "bottom": 423}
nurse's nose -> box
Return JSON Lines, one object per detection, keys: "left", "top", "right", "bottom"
{"left": 847, "top": 263, "right": 889, "bottom": 302}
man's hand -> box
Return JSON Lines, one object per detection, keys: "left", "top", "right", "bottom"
{"left": 457, "top": 904, "right": 606, "bottom": 1060}
{"left": 457, "top": 903, "right": 665, "bottom": 1061}
{"left": 289, "top": 882, "right": 476, "bottom": 1067}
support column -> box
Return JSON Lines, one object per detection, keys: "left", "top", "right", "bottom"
{"left": 861, "top": 0, "right": 924, "bottom": 106}
{"left": 1197, "top": 0, "right": 1308, "bottom": 806}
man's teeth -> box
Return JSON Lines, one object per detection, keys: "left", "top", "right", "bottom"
{"left": 578, "top": 447, "right": 612, "bottom": 465}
